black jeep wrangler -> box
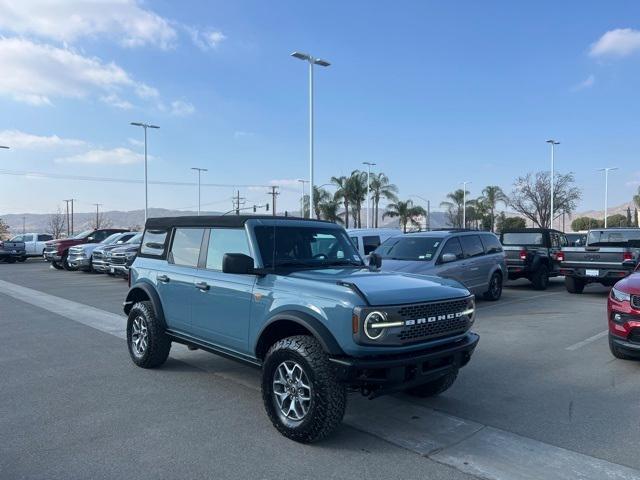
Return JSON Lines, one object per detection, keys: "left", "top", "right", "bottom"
{"left": 500, "top": 228, "right": 567, "bottom": 290}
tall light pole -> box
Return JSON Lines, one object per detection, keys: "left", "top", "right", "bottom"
{"left": 546, "top": 140, "right": 560, "bottom": 229}
{"left": 291, "top": 51, "right": 330, "bottom": 223}
{"left": 93, "top": 203, "right": 102, "bottom": 228}
{"left": 598, "top": 167, "right": 618, "bottom": 228}
{"left": 297, "top": 179, "right": 309, "bottom": 217}
{"left": 462, "top": 181, "right": 471, "bottom": 228}
{"left": 363, "top": 162, "right": 376, "bottom": 228}
{"left": 191, "top": 167, "right": 208, "bottom": 216}
{"left": 130, "top": 122, "right": 160, "bottom": 223}
{"left": 0, "top": 146, "right": 9, "bottom": 149}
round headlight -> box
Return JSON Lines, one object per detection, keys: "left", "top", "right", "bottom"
{"left": 364, "top": 311, "right": 387, "bottom": 340}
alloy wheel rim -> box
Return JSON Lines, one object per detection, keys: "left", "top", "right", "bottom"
{"left": 272, "top": 360, "right": 312, "bottom": 421}
{"left": 131, "top": 315, "right": 148, "bottom": 357}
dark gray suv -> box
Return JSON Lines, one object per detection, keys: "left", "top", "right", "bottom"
{"left": 375, "top": 230, "right": 507, "bottom": 301}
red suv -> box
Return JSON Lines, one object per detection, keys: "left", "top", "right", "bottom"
{"left": 608, "top": 270, "right": 640, "bottom": 359}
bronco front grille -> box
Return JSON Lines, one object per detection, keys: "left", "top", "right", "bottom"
{"left": 397, "top": 299, "right": 471, "bottom": 343}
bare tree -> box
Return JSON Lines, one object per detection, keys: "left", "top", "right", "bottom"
{"left": 0, "top": 217, "right": 10, "bottom": 239}
{"left": 47, "top": 208, "right": 66, "bottom": 238}
{"left": 509, "top": 171, "right": 581, "bottom": 228}
{"left": 90, "top": 212, "right": 113, "bottom": 230}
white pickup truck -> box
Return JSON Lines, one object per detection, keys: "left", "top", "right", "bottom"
{"left": 9, "top": 233, "right": 54, "bottom": 260}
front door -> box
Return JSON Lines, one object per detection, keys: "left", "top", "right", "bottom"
{"left": 191, "top": 228, "right": 255, "bottom": 353}
{"left": 435, "top": 237, "right": 467, "bottom": 285}
{"left": 458, "top": 235, "right": 488, "bottom": 292}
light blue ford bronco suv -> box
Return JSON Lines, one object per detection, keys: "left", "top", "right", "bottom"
{"left": 124, "top": 216, "right": 479, "bottom": 442}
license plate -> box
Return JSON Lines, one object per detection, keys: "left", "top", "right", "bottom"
{"left": 11, "top": 250, "right": 16, "bottom": 254}
{"left": 585, "top": 269, "right": 599, "bottom": 277}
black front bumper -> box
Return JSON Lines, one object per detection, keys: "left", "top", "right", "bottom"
{"left": 329, "top": 332, "right": 479, "bottom": 398}
{"left": 610, "top": 334, "right": 640, "bottom": 357}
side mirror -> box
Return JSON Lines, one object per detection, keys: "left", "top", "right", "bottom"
{"left": 87, "top": 236, "right": 94, "bottom": 242}
{"left": 222, "top": 253, "right": 255, "bottom": 274}
{"left": 440, "top": 252, "right": 457, "bottom": 263}
{"left": 369, "top": 252, "right": 382, "bottom": 269}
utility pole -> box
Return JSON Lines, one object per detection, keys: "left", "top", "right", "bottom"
{"left": 267, "top": 186, "right": 280, "bottom": 216}
{"left": 233, "top": 190, "right": 245, "bottom": 215}
{"left": 190, "top": 167, "right": 208, "bottom": 215}
{"left": 64, "top": 199, "right": 72, "bottom": 236}
{"left": 93, "top": 203, "right": 102, "bottom": 229}
{"left": 546, "top": 140, "right": 560, "bottom": 229}
{"left": 22, "top": 216, "right": 25, "bottom": 234}
{"left": 70, "top": 199, "right": 75, "bottom": 235}
{"left": 363, "top": 162, "right": 376, "bottom": 228}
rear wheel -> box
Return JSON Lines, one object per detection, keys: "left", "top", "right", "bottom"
{"left": 565, "top": 276, "right": 585, "bottom": 294}
{"left": 406, "top": 370, "right": 458, "bottom": 398}
{"left": 530, "top": 265, "right": 549, "bottom": 290}
{"left": 261, "top": 335, "right": 346, "bottom": 443}
{"left": 483, "top": 272, "right": 503, "bottom": 301}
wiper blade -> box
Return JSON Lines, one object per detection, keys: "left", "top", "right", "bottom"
{"left": 272, "top": 260, "right": 316, "bottom": 268}
{"left": 324, "top": 259, "right": 364, "bottom": 267}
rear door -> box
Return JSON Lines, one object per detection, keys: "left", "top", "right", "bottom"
{"left": 458, "top": 234, "right": 488, "bottom": 292}
{"left": 190, "top": 228, "right": 255, "bottom": 353}
{"left": 158, "top": 228, "right": 205, "bottom": 332}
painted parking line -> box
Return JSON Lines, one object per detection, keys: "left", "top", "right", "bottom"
{"left": 3, "top": 279, "right": 640, "bottom": 480}
{"left": 566, "top": 330, "right": 609, "bottom": 351}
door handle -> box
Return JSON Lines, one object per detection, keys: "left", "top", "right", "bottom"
{"left": 157, "top": 274, "right": 170, "bottom": 283}
{"left": 195, "top": 281, "right": 210, "bottom": 291}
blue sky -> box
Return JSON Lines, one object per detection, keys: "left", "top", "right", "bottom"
{"left": 1, "top": 0, "right": 640, "bottom": 215}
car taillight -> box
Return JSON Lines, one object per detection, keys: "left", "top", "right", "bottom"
{"left": 519, "top": 249, "right": 527, "bottom": 261}
{"left": 623, "top": 251, "right": 633, "bottom": 261}
{"left": 556, "top": 251, "right": 565, "bottom": 262}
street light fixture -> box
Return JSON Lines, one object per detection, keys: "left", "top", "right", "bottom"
{"left": 130, "top": 122, "right": 160, "bottom": 223}
{"left": 597, "top": 167, "right": 618, "bottom": 228}
{"left": 546, "top": 140, "right": 560, "bottom": 229}
{"left": 462, "top": 181, "right": 471, "bottom": 228}
{"left": 297, "top": 178, "right": 309, "bottom": 218}
{"left": 363, "top": 162, "right": 376, "bottom": 228}
{"left": 191, "top": 167, "right": 208, "bottom": 216}
{"left": 0, "top": 145, "right": 9, "bottom": 149}
{"left": 291, "top": 51, "right": 331, "bottom": 223}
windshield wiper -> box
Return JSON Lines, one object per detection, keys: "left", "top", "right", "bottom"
{"left": 271, "top": 260, "right": 317, "bottom": 268}
{"left": 324, "top": 259, "right": 364, "bottom": 267}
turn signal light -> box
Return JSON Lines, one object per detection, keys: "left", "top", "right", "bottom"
{"left": 519, "top": 249, "right": 527, "bottom": 261}
{"left": 623, "top": 251, "right": 633, "bottom": 261}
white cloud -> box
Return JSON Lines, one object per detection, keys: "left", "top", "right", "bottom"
{"left": 590, "top": 28, "right": 640, "bottom": 58}
{"left": 188, "top": 27, "right": 227, "bottom": 50}
{"left": 0, "top": 0, "right": 177, "bottom": 49}
{"left": 128, "top": 137, "right": 145, "bottom": 147}
{"left": 234, "top": 131, "right": 254, "bottom": 139}
{"left": 0, "top": 129, "right": 86, "bottom": 149}
{"left": 0, "top": 37, "right": 158, "bottom": 106}
{"left": 100, "top": 94, "right": 133, "bottom": 109}
{"left": 571, "top": 74, "right": 595, "bottom": 91}
{"left": 170, "top": 100, "right": 195, "bottom": 116}
{"left": 56, "top": 147, "right": 144, "bottom": 165}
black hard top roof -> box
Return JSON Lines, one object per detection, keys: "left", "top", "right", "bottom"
{"left": 145, "top": 215, "right": 334, "bottom": 229}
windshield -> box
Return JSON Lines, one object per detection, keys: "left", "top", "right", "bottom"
{"left": 375, "top": 236, "right": 443, "bottom": 261}
{"left": 501, "top": 232, "right": 543, "bottom": 246}
{"left": 587, "top": 230, "right": 640, "bottom": 247}
{"left": 254, "top": 225, "right": 364, "bottom": 269}
{"left": 125, "top": 233, "right": 142, "bottom": 244}
{"left": 71, "top": 230, "right": 93, "bottom": 240}
{"left": 101, "top": 233, "right": 122, "bottom": 244}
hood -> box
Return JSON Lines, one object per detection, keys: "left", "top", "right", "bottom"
{"left": 49, "top": 238, "right": 82, "bottom": 246}
{"left": 379, "top": 259, "right": 435, "bottom": 275}
{"left": 287, "top": 268, "right": 468, "bottom": 306}
{"left": 112, "top": 244, "right": 141, "bottom": 254}
{"left": 614, "top": 272, "right": 640, "bottom": 293}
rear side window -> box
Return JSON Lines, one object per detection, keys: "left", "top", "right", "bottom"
{"left": 440, "top": 237, "right": 463, "bottom": 261}
{"left": 38, "top": 234, "right": 52, "bottom": 241}
{"left": 140, "top": 229, "right": 169, "bottom": 257}
{"left": 480, "top": 234, "right": 502, "bottom": 254}
{"left": 206, "top": 228, "right": 250, "bottom": 270}
{"left": 362, "top": 236, "right": 381, "bottom": 255}
{"left": 459, "top": 235, "right": 485, "bottom": 258}
{"left": 170, "top": 228, "right": 204, "bottom": 267}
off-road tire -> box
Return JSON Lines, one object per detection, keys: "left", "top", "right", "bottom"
{"left": 483, "top": 272, "right": 503, "bottom": 301}
{"left": 406, "top": 370, "right": 458, "bottom": 398}
{"left": 565, "top": 276, "right": 585, "bottom": 294}
{"left": 261, "top": 335, "right": 346, "bottom": 443}
{"left": 530, "top": 265, "right": 549, "bottom": 290}
{"left": 126, "top": 301, "right": 171, "bottom": 369}
{"left": 61, "top": 253, "right": 76, "bottom": 271}
{"left": 609, "top": 336, "right": 635, "bottom": 360}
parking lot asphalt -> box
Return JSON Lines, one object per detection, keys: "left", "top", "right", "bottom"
{"left": 2, "top": 259, "right": 640, "bottom": 479}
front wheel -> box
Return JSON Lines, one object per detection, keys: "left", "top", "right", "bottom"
{"left": 406, "top": 370, "right": 458, "bottom": 397}
{"left": 126, "top": 301, "right": 171, "bottom": 368}
{"left": 565, "top": 276, "right": 585, "bottom": 294}
{"left": 261, "top": 335, "right": 346, "bottom": 443}
{"left": 483, "top": 272, "right": 503, "bottom": 301}
{"left": 61, "top": 253, "right": 76, "bottom": 271}
{"left": 51, "top": 260, "right": 63, "bottom": 270}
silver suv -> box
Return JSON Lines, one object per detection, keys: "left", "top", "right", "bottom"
{"left": 375, "top": 230, "right": 506, "bottom": 300}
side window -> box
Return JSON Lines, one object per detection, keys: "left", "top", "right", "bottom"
{"left": 93, "top": 231, "right": 109, "bottom": 242}
{"left": 11, "top": 235, "right": 24, "bottom": 242}
{"left": 362, "top": 236, "right": 381, "bottom": 255}
{"left": 140, "top": 229, "right": 168, "bottom": 256}
{"left": 23, "top": 234, "right": 34, "bottom": 242}
{"left": 559, "top": 234, "right": 568, "bottom": 247}
{"left": 440, "top": 237, "right": 463, "bottom": 261}
{"left": 170, "top": 228, "right": 204, "bottom": 267}
{"left": 480, "top": 234, "right": 503, "bottom": 254}
{"left": 350, "top": 236, "right": 359, "bottom": 250}
{"left": 38, "top": 234, "right": 52, "bottom": 241}
{"left": 117, "top": 233, "right": 135, "bottom": 244}
{"left": 206, "top": 228, "right": 250, "bottom": 270}
{"left": 459, "top": 235, "right": 485, "bottom": 258}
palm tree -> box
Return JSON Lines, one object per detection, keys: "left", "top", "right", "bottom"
{"left": 481, "top": 186, "right": 508, "bottom": 231}
{"left": 319, "top": 200, "right": 344, "bottom": 224}
{"left": 348, "top": 170, "right": 367, "bottom": 228}
{"left": 633, "top": 187, "right": 640, "bottom": 227}
{"left": 312, "top": 185, "right": 331, "bottom": 220}
{"left": 383, "top": 200, "right": 426, "bottom": 233}
{"left": 369, "top": 173, "right": 398, "bottom": 227}
{"left": 440, "top": 189, "right": 467, "bottom": 228}
{"left": 331, "top": 175, "right": 351, "bottom": 228}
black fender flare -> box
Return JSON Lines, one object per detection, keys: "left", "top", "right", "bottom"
{"left": 124, "top": 283, "right": 166, "bottom": 327}
{"left": 255, "top": 310, "right": 345, "bottom": 357}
